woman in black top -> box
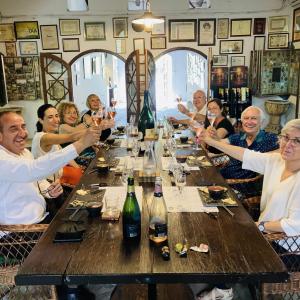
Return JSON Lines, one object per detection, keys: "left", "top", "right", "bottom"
{"left": 204, "top": 98, "right": 234, "bottom": 154}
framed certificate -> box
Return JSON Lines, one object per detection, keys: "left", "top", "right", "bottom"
{"left": 40, "top": 25, "right": 59, "bottom": 50}
{"left": 84, "top": 22, "right": 106, "bottom": 40}
{"left": 230, "top": 19, "right": 252, "bottom": 36}
{"left": 113, "top": 18, "right": 128, "bottom": 38}
{"left": 59, "top": 19, "right": 81, "bottom": 36}
{"left": 217, "top": 18, "right": 229, "bottom": 39}
{"left": 0, "top": 23, "right": 16, "bottom": 42}
{"left": 220, "top": 40, "right": 243, "bottom": 54}
{"left": 150, "top": 37, "right": 166, "bottom": 49}
{"left": 293, "top": 8, "right": 300, "bottom": 42}
{"left": 14, "top": 21, "right": 39, "bottom": 39}
{"left": 168, "top": 19, "right": 197, "bottom": 42}
{"left": 198, "top": 19, "right": 216, "bottom": 46}
{"left": 19, "top": 41, "right": 38, "bottom": 55}
{"left": 62, "top": 38, "right": 80, "bottom": 52}
{"left": 268, "top": 16, "right": 289, "bottom": 33}
{"left": 268, "top": 33, "right": 289, "bottom": 49}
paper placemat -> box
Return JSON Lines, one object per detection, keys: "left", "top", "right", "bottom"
{"left": 161, "top": 157, "right": 199, "bottom": 171}
{"left": 162, "top": 186, "right": 218, "bottom": 213}
{"left": 102, "top": 186, "right": 143, "bottom": 212}
{"left": 110, "top": 156, "right": 144, "bottom": 171}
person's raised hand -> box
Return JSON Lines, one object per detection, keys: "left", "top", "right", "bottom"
{"left": 101, "top": 118, "right": 115, "bottom": 130}
{"left": 48, "top": 179, "right": 63, "bottom": 198}
{"left": 73, "top": 126, "right": 102, "bottom": 153}
{"left": 177, "top": 104, "right": 188, "bottom": 114}
{"left": 206, "top": 126, "right": 219, "bottom": 140}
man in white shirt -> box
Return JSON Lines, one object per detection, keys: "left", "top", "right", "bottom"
{"left": 0, "top": 111, "right": 100, "bottom": 225}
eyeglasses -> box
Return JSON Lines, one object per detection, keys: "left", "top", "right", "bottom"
{"left": 278, "top": 134, "right": 300, "bottom": 147}
{"left": 65, "top": 111, "right": 78, "bottom": 116}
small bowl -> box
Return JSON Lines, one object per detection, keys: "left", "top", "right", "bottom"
{"left": 96, "top": 163, "right": 109, "bottom": 174}
{"left": 208, "top": 185, "right": 227, "bottom": 200}
{"left": 180, "top": 136, "right": 188, "bottom": 144}
{"left": 86, "top": 201, "right": 103, "bottom": 218}
{"left": 117, "top": 126, "right": 125, "bottom": 132}
{"left": 173, "top": 124, "right": 179, "bottom": 129}
{"left": 106, "top": 138, "right": 115, "bottom": 145}
{"left": 176, "top": 155, "right": 187, "bottom": 163}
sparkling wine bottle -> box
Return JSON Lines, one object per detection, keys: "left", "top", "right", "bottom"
{"left": 122, "top": 174, "right": 141, "bottom": 242}
{"left": 149, "top": 177, "right": 168, "bottom": 245}
{"left": 138, "top": 90, "right": 155, "bottom": 140}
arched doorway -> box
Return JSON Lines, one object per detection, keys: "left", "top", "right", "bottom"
{"left": 154, "top": 47, "right": 207, "bottom": 120}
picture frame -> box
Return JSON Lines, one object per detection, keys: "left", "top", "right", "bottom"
{"left": 115, "top": 39, "right": 126, "bottom": 54}
{"left": 230, "top": 66, "right": 248, "bottom": 87}
{"left": 212, "top": 55, "right": 228, "bottom": 66}
{"left": 84, "top": 22, "right": 106, "bottom": 40}
{"left": 268, "top": 16, "right": 289, "bottom": 33}
{"left": 62, "top": 38, "right": 80, "bottom": 52}
{"left": 253, "top": 18, "right": 266, "bottom": 35}
{"left": 113, "top": 17, "right": 128, "bottom": 38}
{"left": 133, "top": 38, "right": 145, "bottom": 54}
{"left": 217, "top": 18, "right": 229, "bottom": 39}
{"left": 254, "top": 36, "right": 265, "bottom": 50}
{"left": 211, "top": 67, "right": 229, "bottom": 88}
{"left": 150, "top": 36, "right": 167, "bottom": 49}
{"left": 45, "top": 52, "right": 63, "bottom": 74}
{"left": 48, "top": 80, "right": 65, "bottom": 100}
{"left": 230, "top": 19, "right": 252, "bottom": 36}
{"left": 14, "top": 21, "right": 39, "bottom": 39}
{"left": 219, "top": 40, "right": 243, "bottom": 54}
{"left": 0, "top": 23, "right": 16, "bottom": 42}
{"left": 198, "top": 19, "right": 216, "bottom": 46}
{"left": 151, "top": 17, "right": 166, "bottom": 35}
{"left": 5, "top": 42, "right": 17, "bottom": 57}
{"left": 59, "top": 19, "right": 81, "bottom": 36}
{"left": 168, "top": 19, "right": 197, "bottom": 42}
{"left": 40, "top": 25, "right": 59, "bottom": 50}
{"left": 19, "top": 41, "right": 38, "bottom": 55}
{"left": 293, "top": 8, "right": 300, "bottom": 42}
{"left": 231, "top": 56, "right": 245, "bottom": 66}
{"left": 268, "top": 33, "right": 289, "bottom": 49}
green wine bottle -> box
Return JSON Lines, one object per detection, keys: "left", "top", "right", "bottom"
{"left": 138, "top": 90, "right": 155, "bottom": 139}
{"left": 122, "top": 175, "right": 141, "bottom": 242}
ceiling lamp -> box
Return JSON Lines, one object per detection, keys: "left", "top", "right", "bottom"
{"left": 132, "top": 0, "right": 164, "bottom": 29}
{"left": 67, "top": 0, "right": 89, "bottom": 12}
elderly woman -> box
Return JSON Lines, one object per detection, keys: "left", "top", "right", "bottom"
{"left": 196, "top": 119, "right": 300, "bottom": 299}
{"left": 208, "top": 106, "right": 279, "bottom": 179}
{"left": 168, "top": 89, "right": 207, "bottom": 125}
{"left": 81, "top": 93, "right": 113, "bottom": 141}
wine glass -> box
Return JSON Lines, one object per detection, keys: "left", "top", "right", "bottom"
{"left": 189, "top": 120, "right": 204, "bottom": 150}
{"left": 207, "top": 111, "right": 217, "bottom": 127}
{"left": 91, "top": 110, "right": 103, "bottom": 126}
{"left": 107, "top": 107, "right": 116, "bottom": 120}
{"left": 131, "top": 139, "right": 140, "bottom": 159}
{"left": 166, "top": 138, "right": 177, "bottom": 158}
{"left": 176, "top": 96, "right": 182, "bottom": 104}
{"left": 111, "top": 98, "right": 117, "bottom": 109}
{"left": 174, "top": 171, "right": 186, "bottom": 195}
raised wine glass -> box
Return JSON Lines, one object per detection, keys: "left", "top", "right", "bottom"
{"left": 207, "top": 111, "right": 217, "bottom": 127}
{"left": 189, "top": 120, "right": 204, "bottom": 150}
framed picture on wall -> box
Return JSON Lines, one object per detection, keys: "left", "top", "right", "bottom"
{"left": 115, "top": 39, "right": 126, "bottom": 54}
{"left": 293, "top": 8, "right": 300, "bottom": 42}
{"left": 230, "top": 19, "right": 252, "bottom": 36}
{"left": 168, "top": 19, "right": 197, "bottom": 42}
{"left": 254, "top": 36, "right": 265, "bottom": 50}
{"left": 84, "top": 22, "right": 106, "bottom": 40}
{"left": 0, "top": 23, "right": 16, "bottom": 42}
{"left": 231, "top": 56, "right": 245, "bottom": 66}
{"left": 268, "top": 16, "right": 289, "bottom": 33}
{"left": 14, "top": 21, "right": 39, "bottom": 39}
{"left": 150, "top": 36, "right": 166, "bottom": 49}
{"left": 212, "top": 55, "right": 228, "bottom": 66}
{"left": 217, "top": 18, "right": 229, "bottom": 39}
{"left": 59, "top": 19, "right": 81, "bottom": 36}
{"left": 113, "top": 17, "right": 128, "bottom": 38}
{"left": 268, "top": 33, "right": 289, "bottom": 49}
{"left": 253, "top": 18, "right": 266, "bottom": 35}
{"left": 5, "top": 42, "right": 17, "bottom": 56}
{"left": 45, "top": 52, "right": 63, "bottom": 74}
{"left": 48, "top": 80, "right": 65, "bottom": 100}
{"left": 198, "top": 19, "right": 216, "bottom": 46}
{"left": 133, "top": 38, "right": 145, "bottom": 54}
{"left": 40, "top": 25, "right": 59, "bottom": 50}
{"left": 62, "top": 38, "right": 80, "bottom": 52}
{"left": 151, "top": 17, "right": 166, "bottom": 35}
{"left": 19, "top": 41, "right": 38, "bottom": 55}
{"left": 219, "top": 40, "right": 243, "bottom": 54}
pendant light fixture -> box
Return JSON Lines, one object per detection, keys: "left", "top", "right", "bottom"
{"left": 132, "top": 0, "right": 164, "bottom": 31}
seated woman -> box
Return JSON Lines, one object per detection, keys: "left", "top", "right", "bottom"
{"left": 203, "top": 98, "right": 234, "bottom": 154}
{"left": 81, "top": 93, "right": 112, "bottom": 141}
{"left": 195, "top": 119, "right": 300, "bottom": 299}
{"left": 168, "top": 89, "right": 207, "bottom": 126}
{"left": 207, "top": 106, "right": 279, "bottom": 179}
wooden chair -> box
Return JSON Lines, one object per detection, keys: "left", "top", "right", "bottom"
{"left": 0, "top": 224, "right": 57, "bottom": 299}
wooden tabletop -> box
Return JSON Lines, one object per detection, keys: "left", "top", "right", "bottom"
{"left": 16, "top": 140, "right": 288, "bottom": 286}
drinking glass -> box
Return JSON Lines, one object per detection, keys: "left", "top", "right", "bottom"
{"left": 174, "top": 171, "right": 186, "bottom": 195}
{"left": 189, "top": 120, "right": 204, "bottom": 150}
{"left": 121, "top": 157, "right": 133, "bottom": 185}
{"left": 131, "top": 139, "right": 140, "bottom": 159}
{"left": 104, "top": 194, "right": 120, "bottom": 217}
{"left": 91, "top": 110, "right": 103, "bottom": 126}
{"left": 166, "top": 138, "right": 177, "bottom": 158}
{"left": 207, "top": 111, "right": 217, "bottom": 126}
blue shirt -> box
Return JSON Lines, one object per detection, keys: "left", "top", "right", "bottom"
{"left": 220, "top": 130, "right": 279, "bottom": 179}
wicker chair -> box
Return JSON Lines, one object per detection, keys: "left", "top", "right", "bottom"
{"left": 0, "top": 224, "right": 57, "bottom": 300}
{"left": 262, "top": 232, "right": 300, "bottom": 299}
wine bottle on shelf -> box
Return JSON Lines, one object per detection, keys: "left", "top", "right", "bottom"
{"left": 122, "top": 174, "right": 141, "bottom": 243}
{"left": 138, "top": 90, "right": 155, "bottom": 140}
{"left": 149, "top": 177, "right": 168, "bottom": 246}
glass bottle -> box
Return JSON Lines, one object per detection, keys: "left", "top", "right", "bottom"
{"left": 138, "top": 90, "right": 155, "bottom": 139}
{"left": 149, "top": 177, "right": 168, "bottom": 245}
{"left": 122, "top": 174, "right": 141, "bottom": 242}
{"left": 143, "top": 141, "right": 156, "bottom": 176}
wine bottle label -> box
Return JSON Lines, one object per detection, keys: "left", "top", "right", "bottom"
{"left": 155, "top": 223, "right": 167, "bottom": 237}
{"left": 125, "top": 224, "right": 139, "bottom": 238}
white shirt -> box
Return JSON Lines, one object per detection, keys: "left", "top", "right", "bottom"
{"left": 243, "top": 150, "right": 300, "bottom": 250}
{"left": 187, "top": 101, "right": 207, "bottom": 116}
{"left": 0, "top": 144, "right": 77, "bottom": 225}
{"left": 31, "top": 132, "right": 63, "bottom": 181}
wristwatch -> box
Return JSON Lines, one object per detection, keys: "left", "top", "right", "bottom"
{"left": 258, "top": 221, "right": 266, "bottom": 232}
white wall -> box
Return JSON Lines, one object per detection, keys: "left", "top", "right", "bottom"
{"left": 0, "top": 0, "right": 294, "bottom": 137}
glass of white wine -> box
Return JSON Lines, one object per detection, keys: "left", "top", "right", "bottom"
{"left": 174, "top": 171, "right": 186, "bottom": 195}
{"left": 207, "top": 111, "right": 217, "bottom": 127}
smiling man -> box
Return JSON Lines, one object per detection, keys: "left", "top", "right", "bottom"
{"left": 0, "top": 111, "right": 100, "bottom": 224}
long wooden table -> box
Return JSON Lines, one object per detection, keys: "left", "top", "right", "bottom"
{"left": 15, "top": 141, "right": 288, "bottom": 298}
